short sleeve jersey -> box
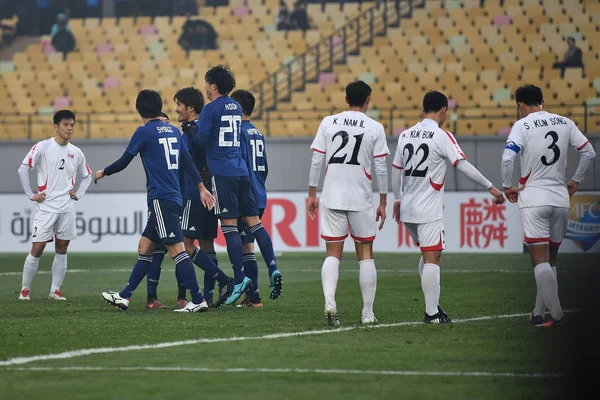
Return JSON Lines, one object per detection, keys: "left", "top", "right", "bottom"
{"left": 240, "top": 120, "right": 268, "bottom": 209}
{"left": 125, "top": 120, "right": 188, "bottom": 206}
{"left": 22, "top": 138, "right": 91, "bottom": 213}
{"left": 196, "top": 96, "right": 248, "bottom": 177}
{"left": 310, "top": 110, "right": 389, "bottom": 211}
{"left": 392, "top": 118, "right": 466, "bottom": 223}
{"left": 505, "top": 110, "right": 589, "bottom": 209}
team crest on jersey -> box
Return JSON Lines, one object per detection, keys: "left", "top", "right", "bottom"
{"left": 565, "top": 194, "right": 600, "bottom": 251}
{"left": 68, "top": 154, "right": 75, "bottom": 158}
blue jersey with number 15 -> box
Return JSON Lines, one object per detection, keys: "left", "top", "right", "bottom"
{"left": 197, "top": 96, "right": 248, "bottom": 177}
{"left": 125, "top": 120, "right": 185, "bottom": 206}
{"left": 240, "top": 121, "right": 268, "bottom": 209}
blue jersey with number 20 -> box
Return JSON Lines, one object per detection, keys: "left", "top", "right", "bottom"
{"left": 125, "top": 120, "right": 186, "bottom": 206}
{"left": 240, "top": 121, "right": 268, "bottom": 209}
{"left": 196, "top": 96, "right": 248, "bottom": 177}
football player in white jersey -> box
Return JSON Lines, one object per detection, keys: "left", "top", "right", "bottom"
{"left": 17, "top": 110, "right": 92, "bottom": 301}
{"left": 307, "top": 80, "right": 389, "bottom": 327}
{"left": 392, "top": 91, "right": 504, "bottom": 324}
{"left": 501, "top": 85, "right": 596, "bottom": 327}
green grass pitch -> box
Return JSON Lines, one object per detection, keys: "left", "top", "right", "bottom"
{"left": 0, "top": 252, "right": 597, "bottom": 399}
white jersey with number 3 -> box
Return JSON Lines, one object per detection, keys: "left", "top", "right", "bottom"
{"left": 311, "top": 110, "right": 389, "bottom": 211}
{"left": 22, "top": 138, "right": 91, "bottom": 213}
{"left": 393, "top": 118, "right": 466, "bottom": 223}
{"left": 506, "top": 111, "right": 589, "bottom": 209}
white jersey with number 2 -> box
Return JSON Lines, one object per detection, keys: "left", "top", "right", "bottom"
{"left": 393, "top": 118, "right": 466, "bottom": 223}
{"left": 505, "top": 110, "right": 589, "bottom": 209}
{"left": 22, "top": 138, "right": 91, "bottom": 213}
{"left": 311, "top": 110, "right": 389, "bottom": 211}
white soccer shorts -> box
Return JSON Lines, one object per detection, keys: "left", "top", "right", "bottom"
{"left": 321, "top": 207, "right": 377, "bottom": 242}
{"left": 521, "top": 206, "right": 569, "bottom": 247}
{"left": 31, "top": 210, "right": 76, "bottom": 242}
{"left": 404, "top": 219, "right": 445, "bottom": 251}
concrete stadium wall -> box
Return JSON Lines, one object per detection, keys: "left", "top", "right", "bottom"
{"left": 0, "top": 136, "right": 598, "bottom": 193}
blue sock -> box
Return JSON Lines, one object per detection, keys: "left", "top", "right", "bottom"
{"left": 120, "top": 254, "right": 152, "bottom": 299}
{"left": 204, "top": 252, "right": 218, "bottom": 302}
{"left": 191, "top": 247, "right": 228, "bottom": 285}
{"left": 222, "top": 225, "right": 246, "bottom": 284}
{"left": 249, "top": 223, "right": 279, "bottom": 276}
{"left": 243, "top": 252, "right": 259, "bottom": 297}
{"left": 173, "top": 252, "right": 204, "bottom": 304}
{"left": 147, "top": 249, "right": 165, "bottom": 302}
{"left": 174, "top": 265, "right": 187, "bottom": 300}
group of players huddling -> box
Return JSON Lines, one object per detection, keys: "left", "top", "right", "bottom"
{"left": 17, "top": 65, "right": 596, "bottom": 326}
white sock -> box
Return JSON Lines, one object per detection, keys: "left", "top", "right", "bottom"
{"left": 418, "top": 256, "right": 424, "bottom": 277}
{"left": 321, "top": 256, "right": 340, "bottom": 310}
{"left": 533, "top": 265, "right": 558, "bottom": 317}
{"left": 421, "top": 263, "right": 440, "bottom": 316}
{"left": 534, "top": 262, "right": 563, "bottom": 320}
{"left": 50, "top": 253, "right": 68, "bottom": 293}
{"left": 22, "top": 254, "right": 40, "bottom": 290}
{"left": 359, "top": 259, "right": 377, "bottom": 317}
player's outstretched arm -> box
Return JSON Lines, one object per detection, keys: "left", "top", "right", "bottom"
{"left": 456, "top": 159, "right": 505, "bottom": 205}
{"left": 307, "top": 150, "right": 325, "bottom": 220}
{"left": 94, "top": 152, "right": 135, "bottom": 183}
{"left": 568, "top": 142, "right": 596, "bottom": 198}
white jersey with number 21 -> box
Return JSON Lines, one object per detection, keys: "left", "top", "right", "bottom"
{"left": 505, "top": 110, "right": 589, "bottom": 209}
{"left": 311, "top": 110, "right": 389, "bottom": 211}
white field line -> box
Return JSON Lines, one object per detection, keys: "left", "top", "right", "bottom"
{"left": 0, "top": 268, "right": 534, "bottom": 277}
{"left": 0, "top": 310, "right": 578, "bottom": 367}
{"left": 3, "top": 366, "right": 566, "bottom": 379}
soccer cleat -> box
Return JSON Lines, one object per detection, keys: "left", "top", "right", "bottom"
{"left": 325, "top": 304, "right": 340, "bottom": 327}
{"left": 269, "top": 270, "right": 283, "bottom": 300}
{"left": 529, "top": 313, "right": 545, "bottom": 325}
{"left": 424, "top": 311, "right": 452, "bottom": 324}
{"left": 536, "top": 316, "right": 565, "bottom": 328}
{"left": 173, "top": 300, "right": 209, "bottom": 313}
{"left": 48, "top": 290, "right": 67, "bottom": 301}
{"left": 102, "top": 291, "right": 130, "bottom": 311}
{"left": 225, "top": 277, "right": 252, "bottom": 305}
{"left": 215, "top": 277, "right": 234, "bottom": 308}
{"left": 177, "top": 299, "right": 188, "bottom": 309}
{"left": 361, "top": 314, "right": 378, "bottom": 325}
{"left": 437, "top": 305, "right": 451, "bottom": 322}
{"left": 145, "top": 299, "right": 167, "bottom": 309}
{"left": 19, "top": 288, "right": 31, "bottom": 300}
{"left": 237, "top": 294, "right": 263, "bottom": 308}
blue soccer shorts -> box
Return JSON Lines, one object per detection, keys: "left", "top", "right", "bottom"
{"left": 142, "top": 199, "right": 184, "bottom": 244}
{"left": 211, "top": 175, "right": 259, "bottom": 219}
{"left": 181, "top": 198, "right": 218, "bottom": 240}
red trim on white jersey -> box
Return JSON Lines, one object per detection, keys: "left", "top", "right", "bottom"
{"left": 443, "top": 129, "right": 467, "bottom": 159}
{"left": 392, "top": 163, "right": 403, "bottom": 170}
{"left": 311, "top": 147, "right": 325, "bottom": 154}
{"left": 429, "top": 177, "right": 445, "bottom": 191}
{"left": 577, "top": 141, "right": 589, "bottom": 151}
{"left": 519, "top": 171, "right": 531, "bottom": 185}
{"left": 351, "top": 233, "right": 376, "bottom": 242}
{"left": 364, "top": 168, "right": 372, "bottom": 181}
{"left": 38, "top": 178, "right": 48, "bottom": 192}
{"left": 28, "top": 144, "right": 38, "bottom": 167}
{"left": 452, "top": 158, "right": 465, "bottom": 167}
{"left": 86, "top": 163, "right": 92, "bottom": 174}
{"left": 374, "top": 153, "right": 388, "bottom": 158}
{"left": 321, "top": 233, "right": 348, "bottom": 242}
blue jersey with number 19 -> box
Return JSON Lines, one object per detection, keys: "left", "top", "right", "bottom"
{"left": 240, "top": 121, "right": 268, "bottom": 209}
{"left": 197, "top": 96, "right": 248, "bottom": 177}
{"left": 125, "top": 120, "right": 186, "bottom": 206}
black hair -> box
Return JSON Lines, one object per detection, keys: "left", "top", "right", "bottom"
{"left": 135, "top": 89, "right": 163, "bottom": 119}
{"left": 567, "top": 36, "right": 575, "bottom": 42}
{"left": 173, "top": 87, "right": 204, "bottom": 114}
{"left": 345, "top": 80, "right": 372, "bottom": 107}
{"left": 159, "top": 112, "right": 169, "bottom": 120}
{"left": 230, "top": 89, "right": 256, "bottom": 116}
{"left": 422, "top": 91, "right": 448, "bottom": 113}
{"left": 515, "top": 85, "right": 543, "bottom": 106}
{"left": 53, "top": 109, "right": 75, "bottom": 125}
{"left": 204, "top": 65, "right": 236, "bottom": 95}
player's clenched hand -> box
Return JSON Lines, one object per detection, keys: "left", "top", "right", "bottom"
{"left": 200, "top": 188, "right": 215, "bottom": 210}
{"left": 69, "top": 190, "right": 79, "bottom": 201}
{"left": 503, "top": 186, "right": 523, "bottom": 204}
{"left": 307, "top": 197, "right": 319, "bottom": 220}
{"left": 376, "top": 204, "right": 386, "bottom": 230}
{"left": 30, "top": 193, "right": 46, "bottom": 203}
{"left": 489, "top": 186, "right": 505, "bottom": 205}
{"left": 392, "top": 201, "right": 401, "bottom": 224}
{"left": 567, "top": 180, "right": 579, "bottom": 198}
{"left": 93, "top": 170, "right": 105, "bottom": 184}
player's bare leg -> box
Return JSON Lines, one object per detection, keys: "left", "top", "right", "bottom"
{"left": 322, "top": 241, "right": 343, "bottom": 327}
{"left": 531, "top": 244, "right": 560, "bottom": 323}
{"left": 355, "top": 240, "right": 378, "bottom": 325}
{"left": 421, "top": 250, "right": 450, "bottom": 324}
{"left": 20, "top": 242, "right": 46, "bottom": 300}
{"left": 48, "top": 239, "right": 70, "bottom": 300}
{"left": 528, "top": 243, "right": 564, "bottom": 327}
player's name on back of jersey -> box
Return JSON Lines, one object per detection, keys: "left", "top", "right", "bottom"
{"left": 524, "top": 117, "right": 568, "bottom": 129}
{"left": 407, "top": 129, "right": 436, "bottom": 139}
{"left": 333, "top": 117, "right": 367, "bottom": 128}
{"left": 157, "top": 126, "right": 174, "bottom": 133}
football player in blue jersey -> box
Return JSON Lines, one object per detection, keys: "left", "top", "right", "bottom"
{"left": 231, "top": 89, "right": 271, "bottom": 308}
{"left": 192, "top": 66, "right": 283, "bottom": 305}
{"left": 95, "top": 89, "right": 215, "bottom": 313}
